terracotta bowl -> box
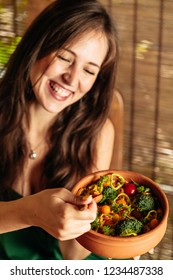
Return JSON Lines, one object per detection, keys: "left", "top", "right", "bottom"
{"left": 72, "top": 170, "right": 169, "bottom": 259}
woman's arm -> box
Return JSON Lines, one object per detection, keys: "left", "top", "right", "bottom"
{"left": 59, "top": 239, "right": 91, "bottom": 260}
{"left": 95, "top": 118, "right": 115, "bottom": 170}
{"left": 0, "top": 198, "right": 31, "bottom": 233}
{"left": 0, "top": 188, "right": 97, "bottom": 238}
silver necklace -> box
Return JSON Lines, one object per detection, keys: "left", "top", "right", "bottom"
{"left": 29, "top": 149, "right": 38, "bottom": 160}
{"left": 28, "top": 139, "right": 45, "bottom": 160}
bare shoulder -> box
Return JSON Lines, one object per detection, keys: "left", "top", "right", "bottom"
{"left": 100, "top": 118, "right": 115, "bottom": 136}
{"left": 95, "top": 118, "right": 115, "bottom": 170}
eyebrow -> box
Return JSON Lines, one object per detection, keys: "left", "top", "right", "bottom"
{"left": 63, "top": 48, "right": 101, "bottom": 69}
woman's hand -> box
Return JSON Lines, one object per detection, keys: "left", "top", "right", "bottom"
{"left": 26, "top": 188, "right": 97, "bottom": 240}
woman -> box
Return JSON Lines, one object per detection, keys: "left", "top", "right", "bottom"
{"left": 0, "top": 0, "right": 118, "bottom": 259}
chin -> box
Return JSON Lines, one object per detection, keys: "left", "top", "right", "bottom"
{"left": 43, "top": 103, "right": 67, "bottom": 114}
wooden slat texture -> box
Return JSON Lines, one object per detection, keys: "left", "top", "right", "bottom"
{"left": 106, "top": 0, "right": 173, "bottom": 187}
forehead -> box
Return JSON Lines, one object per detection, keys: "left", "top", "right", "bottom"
{"left": 65, "top": 31, "right": 108, "bottom": 65}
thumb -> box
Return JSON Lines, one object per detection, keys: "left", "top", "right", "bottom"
{"left": 73, "top": 195, "right": 93, "bottom": 206}
{"left": 51, "top": 188, "right": 94, "bottom": 210}
{"left": 74, "top": 195, "right": 98, "bottom": 213}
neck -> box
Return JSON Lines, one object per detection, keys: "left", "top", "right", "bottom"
{"left": 23, "top": 104, "right": 55, "bottom": 150}
{"left": 28, "top": 103, "right": 55, "bottom": 129}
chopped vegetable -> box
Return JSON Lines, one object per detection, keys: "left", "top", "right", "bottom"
{"left": 123, "top": 182, "right": 137, "bottom": 196}
{"left": 114, "top": 218, "right": 143, "bottom": 236}
{"left": 132, "top": 194, "right": 156, "bottom": 212}
{"left": 148, "top": 218, "right": 159, "bottom": 229}
{"left": 100, "top": 186, "right": 116, "bottom": 203}
{"left": 101, "top": 205, "right": 111, "bottom": 214}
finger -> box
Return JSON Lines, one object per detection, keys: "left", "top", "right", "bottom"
{"left": 87, "top": 198, "right": 97, "bottom": 213}
{"left": 50, "top": 188, "right": 92, "bottom": 206}
{"left": 78, "top": 196, "right": 97, "bottom": 211}
{"left": 57, "top": 220, "right": 92, "bottom": 240}
{"left": 73, "top": 195, "right": 93, "bottom": 206}
{"left": 149, "top": 248, "right": 154, "bottom": 254}
{"left": 75, "top": 201, "right": 97, "bottom": 221}
{"left": 51, "top": 188, "right": 97, "bottom": 221}
{"left": 69, "top": 223, "right": 92, "bottom": 239}
{"left": 133, "top": 255, "right": 140, "bottom": 260}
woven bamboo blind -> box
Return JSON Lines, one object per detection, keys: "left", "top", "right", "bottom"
{"left": 105, "top": 0, "right": 173, "bottom": 187}
{"left": 0, "top": 0, "right": 26, "bottom": 77}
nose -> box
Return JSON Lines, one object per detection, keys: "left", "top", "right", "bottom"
{"left": 62, "top": 64, "right": 79, "bottom": 87}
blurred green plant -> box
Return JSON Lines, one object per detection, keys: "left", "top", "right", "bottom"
{"left": 0, "top": 36, "right": 21, "bottom": 66}
{"left": 0, "top": 0, "right": 26, "bottom": 67}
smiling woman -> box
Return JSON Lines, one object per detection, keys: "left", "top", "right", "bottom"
{"left": 0, "top": 0, "right": 119, "bottom": 260}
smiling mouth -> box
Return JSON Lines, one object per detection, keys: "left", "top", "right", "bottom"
{"left": 49, "top": 80, "right": 73, "bottom": 99}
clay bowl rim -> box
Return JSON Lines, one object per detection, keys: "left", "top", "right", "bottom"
{"left": 72, "top": 169, "right": 169, "bottom": 242}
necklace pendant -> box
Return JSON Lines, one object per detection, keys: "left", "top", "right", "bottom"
{"left": 29, "top": 150, "right": 37, "bottom": 160}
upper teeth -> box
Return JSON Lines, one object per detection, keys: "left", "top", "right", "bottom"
{"left": 50, "top": 81, "right": 70, "bottom": 97}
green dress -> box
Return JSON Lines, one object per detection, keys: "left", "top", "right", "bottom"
{"left": 0, "top": 189, "right": 114, "bottom": 260}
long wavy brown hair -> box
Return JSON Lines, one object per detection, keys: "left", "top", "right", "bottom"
{"left": 0, "top": 0, "right": 119, "bottom": 192}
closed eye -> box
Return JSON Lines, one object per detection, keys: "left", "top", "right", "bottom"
{"left": 58, "top": 55, "right": 72, "bottom": 63}
{"left": 85, "top": 70, "right": 95, "bottom": 75}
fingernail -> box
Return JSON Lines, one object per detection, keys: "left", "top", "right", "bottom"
{"left": 81, "top": 195, "right": 91, "bottom": 201}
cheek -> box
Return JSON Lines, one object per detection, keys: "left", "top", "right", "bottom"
{"left": 81, "top": 77, "right": 97, "bottom": 94}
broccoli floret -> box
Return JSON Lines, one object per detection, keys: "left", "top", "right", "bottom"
{"left": 102, "top": 225, "right": 115, "bottom": 236}
{"left": 115, "top": 218, "right": 143, "bottom": 236}
{"left": 132, "top": 194, "right": 155, "bottom": 212}
{"left": 100, "top": 187, "right": 117, "bottom": 203}
{"left": 136, "top": 185, "right": 151, "bottom": 193}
